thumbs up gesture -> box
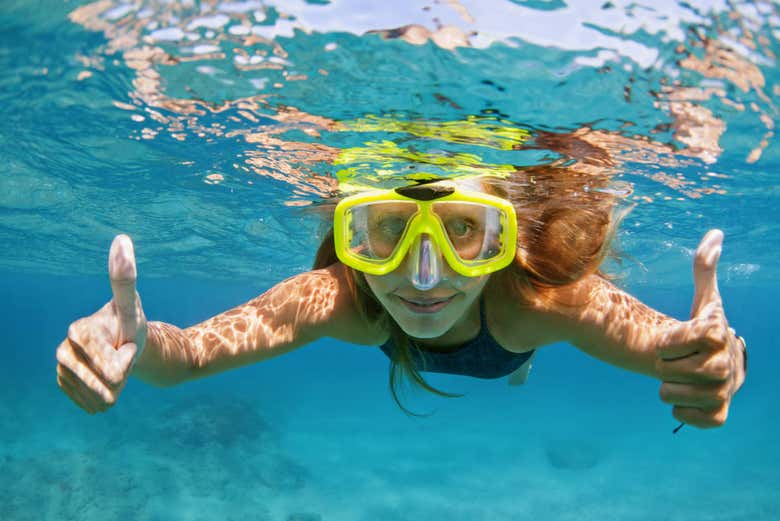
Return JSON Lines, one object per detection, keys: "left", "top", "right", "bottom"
{"left": 56, "top": 235, "right": 147, "bottom": 413}
{"left": 656, "top": 230, "right": 747, "bottom": 428}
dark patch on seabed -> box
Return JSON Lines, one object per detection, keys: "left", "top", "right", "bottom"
{"left": 544, "top": 438, "right": 603, "bottom": 470}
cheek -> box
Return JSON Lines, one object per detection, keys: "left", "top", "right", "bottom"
{"left": 452, "top": 274, "right": 488, "bottom": 293}
{"left": 364, "top": 273, "right": 395, "bottom": 297}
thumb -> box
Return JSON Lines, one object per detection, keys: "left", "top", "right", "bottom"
{"left": 115, "top": 342, "right": 138, "bottom": 375}
{"left": 108, "top": 234, "right": 140, "bottom": 344}
{"left": 690, "top": 229, "right": 723, "bottom": 319}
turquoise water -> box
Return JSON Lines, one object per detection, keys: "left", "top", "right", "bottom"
{"left": 1, "top": 0, "right": 778, "bottom": 519}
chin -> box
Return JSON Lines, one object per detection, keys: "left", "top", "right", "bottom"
{"left": 402, "top": 323, "right": 450, "bottom": 339}
{"left": 397, "top": 322, "right": 452, "bottom": 340}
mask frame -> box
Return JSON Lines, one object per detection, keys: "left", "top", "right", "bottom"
{"left": 333, "top": 182, "right": 518, "bottom": 279}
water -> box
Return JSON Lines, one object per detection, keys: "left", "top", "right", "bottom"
{"left": 1, "top": 0, "right": 778, "bottom": 519}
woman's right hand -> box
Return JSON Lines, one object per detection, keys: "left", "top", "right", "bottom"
{"left": 56, "top": 234, "right": 147, "bottom": 414}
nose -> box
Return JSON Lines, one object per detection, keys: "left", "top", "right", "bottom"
{"left": 407, "top": 234, "right": 443, "bottom": 290}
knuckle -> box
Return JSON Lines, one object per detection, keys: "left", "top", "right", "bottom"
{"left": 101, "top": 360, "right": 120, "bottom": 385}
{"left": 659, "top": 385, "right": 674, "bottom": 404}
{"left": 704, "top": 411, "right": 727, "bottom": 428}
{"left": 95, "top": 385, "right": 115, "bottom": 406}
{"left": 104, "top": 393, "right": 117, "bottom": 407}
{"left": 714, "top": 385, "right": 731, "bottom": 404}
{"left": 704, "top": 326, "right": 724, "bottom": 347}
{"left": 714, "top": 409, "right": 728, "bottom": 427}
{"left": 709, "top": 358, "right": 730, "bottom": 381}
{"left": 56, "top": 348, "right": 78, "bottom": 373}
{"left": 105, "top": 368, "right": 122, "bottom": 387}
{"left": 55, "top": 345, "right": 69, "bottom": 365}
{"left": 67, "top": 322, "right": 82, "bottom": 343}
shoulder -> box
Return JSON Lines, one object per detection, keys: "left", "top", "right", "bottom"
{"left": 482, "top": 271, "right": 594, "bottom": 352}
{"left": 298, "top": 263, "right": 389, "bottom": 346}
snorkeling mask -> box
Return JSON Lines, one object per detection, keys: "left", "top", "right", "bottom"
{"left": 333, "top": 181, "right": 518, "bottom": 290}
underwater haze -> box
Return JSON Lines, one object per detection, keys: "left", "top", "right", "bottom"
{"left": 1, "top": 0, "right": 778, "bottom": 520}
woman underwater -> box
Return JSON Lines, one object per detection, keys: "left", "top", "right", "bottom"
{"left": 55, "top": 161, "right": 748, "bottom": 429}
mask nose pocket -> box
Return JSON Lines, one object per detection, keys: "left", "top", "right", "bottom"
{"left": 408, "top": 234, "right": 442, "bottom": 290}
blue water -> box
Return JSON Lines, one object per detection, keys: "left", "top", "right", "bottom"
{"left": 1, "top": 0, "right": 778, "bottom": 519}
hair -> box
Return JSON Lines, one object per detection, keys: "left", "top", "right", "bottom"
{"left": 312, "top": 163, "right": 625, "bottom": 414}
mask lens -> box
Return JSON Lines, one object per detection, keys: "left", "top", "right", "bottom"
{"left": 346, "top": 201, "right": 418, "bottom": 260}
{"left": 432, "top": 201, "right": 506, "bottom": 262}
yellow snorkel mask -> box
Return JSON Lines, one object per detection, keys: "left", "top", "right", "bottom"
{"left": 333, "top": 180, "right": 518, "bottom": 290}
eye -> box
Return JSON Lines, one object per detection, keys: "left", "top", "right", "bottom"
{"left": 375, "top": 216, "right": 407, "bottom": 237}
{"left": 444, "top": 217, "right": 474, "bottom": 238}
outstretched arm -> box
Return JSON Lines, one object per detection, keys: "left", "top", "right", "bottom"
{"left": 556, "top": 230, "right": 746, "bottom": 428}
{"left": 57, "top": 234, "right": 375, "bottom": 414}
{"left": 560, "top": 275, "right": 676, "bottom": 377}
{"left": 134, "top": 262, "right": 373, "bottom": 386}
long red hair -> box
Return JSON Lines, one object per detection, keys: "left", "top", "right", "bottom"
{"left": 313, "top": 164, "right": 623, "bottom": 413}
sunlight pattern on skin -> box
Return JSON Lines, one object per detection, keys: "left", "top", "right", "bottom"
{"left": 564, "top": 276, "right": 679, "bottom": 373}
{"left": 142, "top": 270, "right": 342, "bottom": 383}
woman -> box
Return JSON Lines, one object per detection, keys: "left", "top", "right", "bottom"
{"left": 55, "top": 170, "right": 747, "bottom": 429}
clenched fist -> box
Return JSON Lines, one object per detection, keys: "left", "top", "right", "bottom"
{"left": 56, "top": 235, "right": 146, "bottom": 413}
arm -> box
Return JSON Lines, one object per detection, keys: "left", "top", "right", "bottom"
{"left": 134, "top": 262, "right": 378, "bottom": 386}
{"left": 557, "top": 275, "right": 676, "bottom": 377}
{"left": 57, "top": 234, "right": 378, "bottom": 414}
{"left": 548, "top": 230, "right": 746, "bottom": 428}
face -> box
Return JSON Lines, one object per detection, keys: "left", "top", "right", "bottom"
{"left": 364, "top": 261, "right": 489, "bottom": 339}
{"left": 363, "top": 179, "right": 491, "bottom": 339}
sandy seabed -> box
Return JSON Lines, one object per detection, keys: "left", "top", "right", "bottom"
{"left": 2, "top": 361, "right": 777, "bottom": 521}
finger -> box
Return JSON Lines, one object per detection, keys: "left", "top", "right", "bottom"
{"left": 691, "top": 229, "right": 723, "bottom": 319}
{"left": 657, "top": 313, "right": 727, "bottom": 359}
{"left": 657, "top": 320, "right": 702, "bottom": 360}
{"left": 57, "top": 365, "right": 102, "bottom": 414}
{"left": 57, "top": 369, "right": 94, "bottom": 413}
{"left": 67, "top": 333, "right": 135, "bottom": 388}
{"left": 57, "top": 341, "right": 115, "bottom": 405}
{"left": 672, "top": 404, "right": 728, "bottom": 429}
{"left": 59, "top": 363, "right": 113, "bottom": 413}
{"left": 114, "top": 342, "right": 138, "bottom": 383}
{"left": 58, "top": 365, "right": 102, "bottom": 413}
{"left": 109, "top": 234, "right": 139, "bottom": 344}
{"left": 659, "top": 381, "right": 729, "bottom": 409}
{"left": 656, "top": 350, "right": 730, "bottom": 384}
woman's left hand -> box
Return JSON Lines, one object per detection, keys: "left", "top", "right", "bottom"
{"left": 655, "top": 229, "right": 747, "bottom": 428}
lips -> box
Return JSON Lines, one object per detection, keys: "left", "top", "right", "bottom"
{"left": 395, "top": 294, "right": 456, "bottom": 313}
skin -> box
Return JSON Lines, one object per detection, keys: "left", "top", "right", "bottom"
{"left": 363, "top": 255, "right": 490, "bottom": 343}
{"left": 56, "top": 227, "right": 746, "bottom": 429}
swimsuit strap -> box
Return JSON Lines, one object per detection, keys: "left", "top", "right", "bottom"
{"left": 377, "top": 293, "right": 534, "bottom": 379}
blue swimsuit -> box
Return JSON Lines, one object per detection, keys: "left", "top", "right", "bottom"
{"left": 378, "top": 299, "right": 535, "bottom": 379}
